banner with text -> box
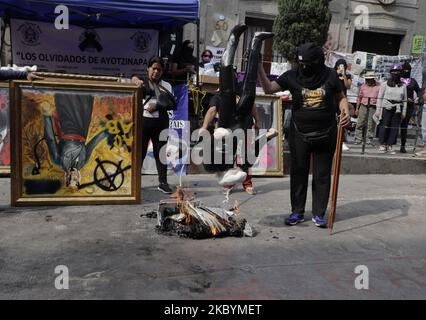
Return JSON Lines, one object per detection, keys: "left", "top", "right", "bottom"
{"left": 142, "top": 84, "right": 189, "bottom": 176}
{"left": 11, "top": 19, "right": 158, "bottom": 77}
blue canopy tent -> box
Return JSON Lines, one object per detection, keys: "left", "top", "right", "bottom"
{"left": 0, "top": 0, "right": 199, "bottom": 29}
{"left": 0, "top": 0, "right": 201, "bottom": 80}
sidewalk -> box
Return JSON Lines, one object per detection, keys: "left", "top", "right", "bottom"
{"left": 1, "top": 174, "right": 425, "bottom": 299}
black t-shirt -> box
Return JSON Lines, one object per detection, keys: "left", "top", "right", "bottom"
{"left": 406, "top": 78, "right": 422, "bottom": 102}
{"left": 337, "top": 73, "right": 352, "bottom": 97}
{"left": 276, "top": 67, "right": 343, "bottom": 133}
{"left": 208, "top": 94, "right": 221, "bottom": 109}
{"left": 171, "top": 52, "right": 197, "bottom": 84}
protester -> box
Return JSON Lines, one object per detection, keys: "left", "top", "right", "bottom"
{"left": 334, "top": 59, "right": 352, "bottom": 151}
{"left": 258, "top": 42, "right": 350, "bottom": 228}
{"left": 199, "top": 49, "right": 213, "bottom": 68}
{"left": 375, "top": 64, "right": 407, "bottom": 155}
{"left": 354, "top": 71, "right": 381, "bottom": 145}
{"left": 170, "top": 40, "right": 197, "bottom": 85}
{"left": 132, "top": 56, "right": 177, "bottom": 194}
{"left": 399, "top": 61, "right": 424, "bottom": 153}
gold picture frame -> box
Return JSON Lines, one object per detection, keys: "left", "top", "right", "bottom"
{"left": 250, "top": 94, "right": 284, "bottom": 177}
{"left": 10, "top": 80, "right": 142, "bottom": 206}
{"left": 0, "top": 82, "right": 10, "bottom": 176}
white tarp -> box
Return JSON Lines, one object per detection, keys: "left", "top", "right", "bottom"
{"left": 11, "top": 19, "right": 159, "bottom": 77}
{"left": 326, "top": 51, "right": 423, "bottom": 103}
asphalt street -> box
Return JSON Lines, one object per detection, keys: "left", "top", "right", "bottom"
{"left": 0, "top": 174, "right": 425, "bottom": 299}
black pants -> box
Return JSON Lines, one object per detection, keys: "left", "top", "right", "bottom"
{"left": 289, "top": 123, "right": 337, "bottom": 217}
{"left": 400, "top": 104, "right": 415, "bottom": 147}
{"left": 141, "top": 117, "right": 168, "bottom": 185}
{"left": 379, "top": 108, "right": 401, "bottom": 146}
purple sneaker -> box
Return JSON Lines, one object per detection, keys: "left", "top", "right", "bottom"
{"left": 312, "top": 215, "right": 327, "bottom": 228}
{"left": 285, "top": 213, "right": 305, "bottom": 226}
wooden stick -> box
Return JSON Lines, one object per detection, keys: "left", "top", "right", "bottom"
{"left": 327, "top": 115, "right": 345, "bottom": 234}
{"left": 34, "top": 72, "right": 120, "bottom": 82}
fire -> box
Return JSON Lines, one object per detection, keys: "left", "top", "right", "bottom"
{"left": 178, "top": 202, "right": 191, "bottom": 225}
{"left": 233, "top": 200, "right": 240, "bottom": 215}
{"left": 211, "top": 227, "right": 217, "bottom": 236}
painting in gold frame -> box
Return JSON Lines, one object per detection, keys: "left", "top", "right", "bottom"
{"left": 10, "top": 80, "right": 142, "bottom": 206}
{"left": 250, "top": 94, "right": 284, "bottom": 177}
{"left": 0, "top": 82, "right": 10, "bottom": 176}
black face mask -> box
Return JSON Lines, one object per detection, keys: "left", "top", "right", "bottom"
{"left": 300, "top": 63, "right": 319, "bottom": 77}
{"left": 402, "top": 70, "right": 411, "bottom": 79}
{"left": 296, "top": 42, "right": 328, "bottom": 89}
{"left": 391, "top": 72, "right": 400, "bottom": 81}
{"left": 184, "top": 46, "right": 194, "bottom": 55}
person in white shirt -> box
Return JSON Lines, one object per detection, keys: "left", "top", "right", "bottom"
{"left": 375, "top": 64, "right": 407, "bottom": 155}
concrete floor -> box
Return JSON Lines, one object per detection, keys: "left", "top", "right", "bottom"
{"left": 0, "top": 174, "right": 425, "bottom": 300}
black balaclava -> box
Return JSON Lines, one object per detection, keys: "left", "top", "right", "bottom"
{"left": 402, "top": 61, "right": 412, "bottom": 79}
{"left": 296, "top": 42, "right": 328, "bottom": 89}
{"left": 182, "top": 40, "right": 194, "bottom": 62}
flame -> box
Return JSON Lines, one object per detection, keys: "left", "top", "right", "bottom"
{"left": 178, "top": 203, "right": 191, "bottom": 225}
{"left": 233, "top": 200, "right": 240, "bottom": 215}
{"left": 211, "top": 227, "right": 217, "bottom": 236}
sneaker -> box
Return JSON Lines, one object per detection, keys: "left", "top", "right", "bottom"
{"left": 285, "top": 213, "right": 305, "bottom": 226}
{"left": 217, "top": 168, "right": 247, "bottom": 186}
{"left": 342, "top": 143, "right": 350, "bottom": 151}
{"left": 400, "top": 146, "right": 407, "bottom": 154}
{"left": 353, "top": 140, "right": 362, "bottom": 145}
{"left": 244, "top": 186, "right": 256, "bottom": 195}
{"left": 387, "top": 146, "right": 396, "bottom": 155}
{"left": 415, "top": 148, "right": 426, "bottom": 157}
{"left": 312, "top": 215, "right": 327, "bottom": 228}
{"left": 378, "top": 145, "right": 387, "bottom": 153}
{"left": 158, "top": 183, "right": 173, "bottom": 194}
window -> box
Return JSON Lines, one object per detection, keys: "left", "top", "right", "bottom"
{"left": 243, "top": 17, "right": 285, "bottom": 74}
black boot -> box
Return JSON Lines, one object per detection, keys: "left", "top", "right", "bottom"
{"left": 236, "top": 32, "right": 274, "bottom": 128}
{"left": 218, "top": 24, "right": 247, "bottom": 129}
{"left": 204, "top": 26, "right": 247, "bottom": 174}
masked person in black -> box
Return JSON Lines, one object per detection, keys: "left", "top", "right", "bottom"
{"left": 399, "top": 61, "right": 424, "bottom": 153}
{"left": 170, "top": 40, "right": 197, "bottom": 85}
{"left": 258, "top": 42, "right": 350, "bottom": 228}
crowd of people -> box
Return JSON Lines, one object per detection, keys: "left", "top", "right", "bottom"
{"left": 332, "top": 60, "right": 426, "bottom": 156}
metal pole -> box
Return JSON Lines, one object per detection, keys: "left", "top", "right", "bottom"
{"left": 195, "top": 19, "right": 201, "bottom": 128}
{"left": 361, "top": 97, "right": 371, "bottom": 155}
{"left": 413, "top": 102, "right": 422, "bottom": 154}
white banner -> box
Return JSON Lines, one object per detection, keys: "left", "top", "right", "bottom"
{"left": 206, "top": 46, "right": 224, "bottom": 65}
{"left": 11, "top": 19, "right": 159, "bottom": 77}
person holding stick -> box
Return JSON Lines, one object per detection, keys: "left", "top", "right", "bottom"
{"left": 258, "top": 42, "right": 350, "bottom": 228}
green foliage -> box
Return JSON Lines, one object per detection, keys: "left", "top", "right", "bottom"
{"left": 273, "top": 0, "right": 332, "bottom": 62}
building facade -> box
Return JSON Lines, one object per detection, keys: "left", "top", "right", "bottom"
{"left": 185, "top": 0, "right": 426, "bottom": 72}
